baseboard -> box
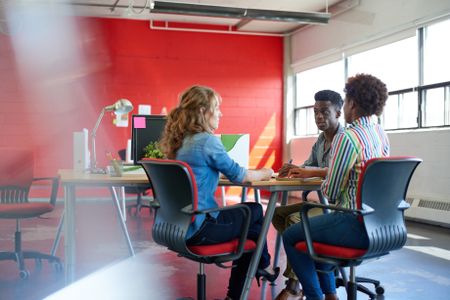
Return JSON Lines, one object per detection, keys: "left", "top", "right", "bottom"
{"left": 405, "top": 197, "right": 450, "bottom": 228}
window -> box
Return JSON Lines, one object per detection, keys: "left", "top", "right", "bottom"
{"left": 295, "top": 61, "right": 344, "bottom": 135}
{"left": 382, "top": 91, "right": 418, "bottom": 129}
{"left": 420, "top": 18, "right": 450, "bottom": 127}
{"left": 348, "top": 37, "right": 417, "bottom": 92}
{"left": 293, "top": 17, "right": 450, "bottom": 135}
{"left": 348, "top": 37, "right": 418, "bottom": 130}
{"left": 423, "top": 19, "right": 450, "bottom": 85}
{"left": 421, "top": 84, "right": 450, "bottom": 127}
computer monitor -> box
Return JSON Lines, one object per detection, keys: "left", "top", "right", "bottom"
{"left": 131, "top": 115, "right": 167, "bottom": 165}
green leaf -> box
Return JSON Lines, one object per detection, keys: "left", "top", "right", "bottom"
{"left": 143, "top": 141, "right": 164, "bottom": 159}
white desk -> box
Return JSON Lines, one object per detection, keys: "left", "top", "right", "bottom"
{"left": 57, "top": 169, "right": 322, "bottom": 294}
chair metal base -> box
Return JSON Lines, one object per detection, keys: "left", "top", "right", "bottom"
{"left": 126, "top": 203, "right": 153, "bottom": 216}
{"left": 126, "top": 194, "right": 153, "bottom": 216}
{"left": 336, "top": 268, "right": 384, "bottom": 300}
{"left": 197, "top": 272, "right": 206, "bottom": 300}
{"left": 0, "top": 230, "right": 62, "bottom": 279}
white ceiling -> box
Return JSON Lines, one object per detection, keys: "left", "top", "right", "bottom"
{"left": 54, "top": 0, "right": 342, "bottom": 34}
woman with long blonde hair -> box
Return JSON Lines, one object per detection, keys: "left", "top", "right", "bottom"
{"left": 160, "top": 85, "right": 279, "bottom": 300}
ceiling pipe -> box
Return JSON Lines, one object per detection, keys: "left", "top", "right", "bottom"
{"left": 149, "top": 20, "right": 286, "bottom": 37}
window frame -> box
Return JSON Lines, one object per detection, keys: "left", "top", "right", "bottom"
{"left": 293, "top": 18, "right": 450, "bottom": 136}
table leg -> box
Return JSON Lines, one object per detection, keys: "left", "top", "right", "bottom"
{"left": 221, "top": 186, "right": 226, "bottom": 207}
{"left": 64, "top": 185, "right": 76, "bottom": 283}
{"left": 110, "top": 187, "right": 135, "bottom": 256}
{"left": 241, "top": 187, "right": 248, "bottom": 203}
{"left": 51, "top": 211, "right": 64, "bottom": 256}
{"left": 112, "top": 186, "right": 127, "bottom": 222}
{"left": 254, "top": 189, "right": 261, "bottom": 204}
{"left": 121, "top": 186, "right": 126, "bottom": 222}
{"left": 240, "top": 191, "right": 280, "bottom": 300}
{"left": 273, "top": 191, "right": 289, "bottom": 269}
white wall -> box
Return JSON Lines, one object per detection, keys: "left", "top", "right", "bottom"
{"left": 287, "top": 0, "right": 450, "bottom": 205}
{"left": 288, "top": 136, "right": 315, "bottom": 166}
{"left": 388, "top": 129, "right": 450, "bottom": 202}
{"left": 291, "top": 0, "right": 450, "bottom": 71}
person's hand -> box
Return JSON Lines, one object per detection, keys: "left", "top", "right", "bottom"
{"left": 287, "top": 167, "right": 311, "bottom": 178}
{"left": 244, "top": 167, "right": 274, "bottom": 182}
{"left": 278, "top": 163, "right": 297, "bottom": 177}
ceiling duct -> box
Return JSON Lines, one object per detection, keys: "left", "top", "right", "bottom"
{"left": 149, "top": 1, "right": 331, "bottom": 24}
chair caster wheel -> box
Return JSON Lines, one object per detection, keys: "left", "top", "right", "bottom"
{"left": 375, "top": 285, "right": 385, "bottom": 295}
{"left": 35, "top": 258, "right": 43, "bottom": 269}
{"left": 53, "top": 262, "right": 63, "bottom": 272}
{"left": 19, "top": 270, "right": 30, "bottom": 279}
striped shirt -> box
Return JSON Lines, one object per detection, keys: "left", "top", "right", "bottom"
{"left": 322, "top": 116, "right": 390, "bottom": 209}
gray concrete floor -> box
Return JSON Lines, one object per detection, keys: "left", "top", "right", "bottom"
{"left": 0, "top": 198, "right": 449, "bottom": 300}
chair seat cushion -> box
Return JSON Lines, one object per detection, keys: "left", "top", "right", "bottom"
{"left": 295, "top": 241, "right": 367, "bottom": 259}
{"left": 188, "top": 239, "right": 257, "bottom": 256}
{"left": 0, "top": 203, "right": 54, "bottom": 218}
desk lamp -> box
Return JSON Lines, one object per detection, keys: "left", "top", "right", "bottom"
{"left": 90, "top": 99, "right": 133, "bottom": 173}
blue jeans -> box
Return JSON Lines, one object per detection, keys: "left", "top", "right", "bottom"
{"left": 187, "top": 202, "right": 270, "bottom": 300}
{"left": 282, "top": 212, "right": 368, "bottom": 300}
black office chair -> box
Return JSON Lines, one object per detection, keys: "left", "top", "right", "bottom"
{"left": 118, "top": 149, "right": 153, "bottom": 215}
{"left": 0, "top": 147, "right": 62, "bottom": 279}
{"left": 294, "top": 157, "right": 422, "bottom": 300}
{"left": 302, "top": 190, "right": 380, "bottom": 298}
{"left": 140, "top": 158, "right": 257, "bottom": 300}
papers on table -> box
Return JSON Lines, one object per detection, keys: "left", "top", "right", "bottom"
{"left": 275, "top": 176, "right": 323, "bottom": 182}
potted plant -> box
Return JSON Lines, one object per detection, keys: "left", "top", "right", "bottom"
{"left": 143, "top": 141, "right": 164, "bottom": 159}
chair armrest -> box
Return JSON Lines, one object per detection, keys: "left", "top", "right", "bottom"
{"left": 150, "top": 200, "right": 160, "bottom": 209}
{"left": 182, "top": 204, "right": 252, "bottom": 263}
{"left": 181, "top": 203, "right": 250, "bottom": 215}
{"left": 300, "top": 202, "right": 361, "bottom": 216}
{"left": 299, "top": 202, "right": 363, "bottom": 264}
{"left": 398, "top": 200, "right": 410, "bottom": 210}
{"left": 302, "top": 190, "right": 332, "bottom": 214}
{"left": 301, "top": 190, "right": 311, "bottom": 202}
{"left": 32, "top": 176, "right": 60, "bottom": 206}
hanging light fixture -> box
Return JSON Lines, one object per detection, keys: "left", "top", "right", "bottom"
{"left": 149, "top": 1, "right": 331, "bottom": 25}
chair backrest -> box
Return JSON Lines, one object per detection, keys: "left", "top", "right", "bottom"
{"left": 118, "top": 149, "right": 127, "bottom": 161}
{"left": 140, "top": 158, "right": 197, "bottom": 254}
{"left": 357, "top": 157, "right": 422, "bottom": 258}
{"left": 0, "top": 148, "right": 34, "bottom": 203}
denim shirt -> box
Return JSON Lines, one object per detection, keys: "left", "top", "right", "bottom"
{"left": 176, "top": 132, "right": 247, "bottom": 239}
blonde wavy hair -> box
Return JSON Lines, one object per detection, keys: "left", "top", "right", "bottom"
{"left": 160, "top": 85, "right": 220, "bottom": 159}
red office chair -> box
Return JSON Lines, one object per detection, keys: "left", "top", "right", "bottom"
{"left": 140, "top": 158, "right": 257, "bottom": 300}
{"left": 295, "top": 157, "right": 422, "bottom": 300}
{"left": 0, "top": 148, "right": 62, "bottom": 279}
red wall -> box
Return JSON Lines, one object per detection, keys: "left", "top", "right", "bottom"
{"left": 0, "top": 17, "right": 283, "bottom": 179}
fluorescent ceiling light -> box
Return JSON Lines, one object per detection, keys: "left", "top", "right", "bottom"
{"left": 150, "top": 1, "right": 330, "bottom": 24}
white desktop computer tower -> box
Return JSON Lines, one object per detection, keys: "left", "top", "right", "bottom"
{"left": 73, "top": 128, "right": 90, "bottom": 171}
